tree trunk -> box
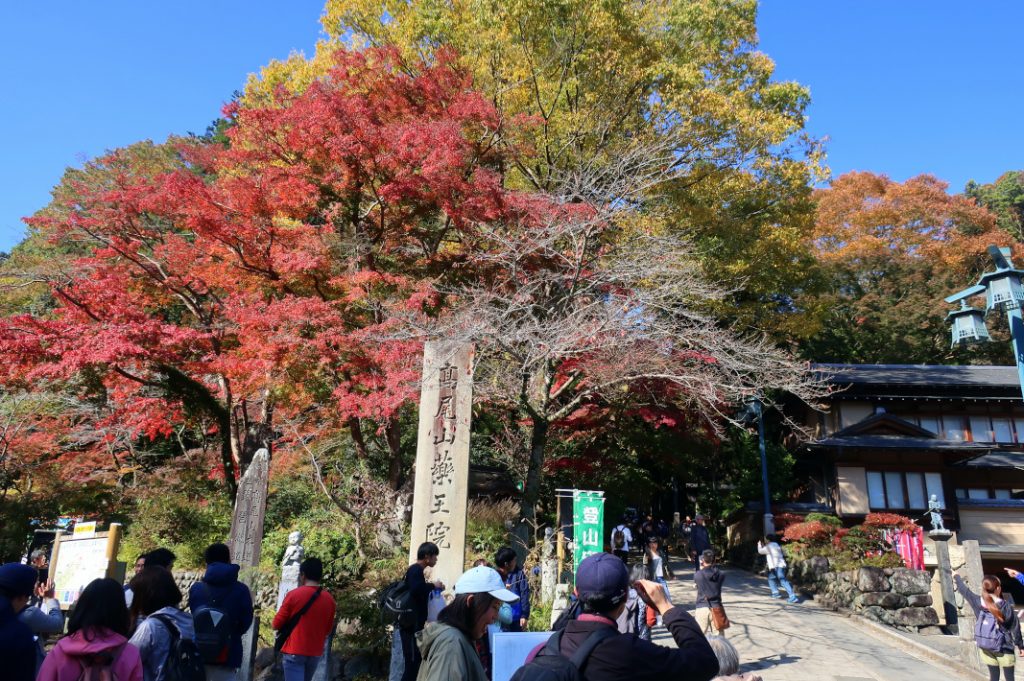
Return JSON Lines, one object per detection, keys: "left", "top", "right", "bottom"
{"left": 520, "top": 417, "right": 549, "bottom": 537}
{"left": 386, "top": 419, "right": 403, "bottom": 490}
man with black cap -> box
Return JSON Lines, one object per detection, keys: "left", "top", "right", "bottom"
{"left": 554, "top": 553, "right": 719, "bottom": 681}
{"left": 0, "top": 562, "right": 40, "bottom": 681}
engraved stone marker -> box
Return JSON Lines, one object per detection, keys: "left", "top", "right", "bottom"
{"left": 408, "top": 342, "right": 474, "bottom": 591}
{"left": 228, "top": 447, "right": 270, "bottom": 681}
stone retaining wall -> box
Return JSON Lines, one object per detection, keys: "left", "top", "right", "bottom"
{"left": 171, "top": 569, "right": 280, "bottom": 610}
{"left": 790, "top": 559, "right": 940, "bottom": 632}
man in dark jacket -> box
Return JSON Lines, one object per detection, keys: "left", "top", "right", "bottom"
{"left": 398, "top": 542, "right": 445, "bottom": 681}
{"left": 189, "top": 543, "right": 255, "bottom": 681}
{"left": 552, "top": 553, "right": 718, "bottom": 681}
{"left": 688, "top": 515, "right": 712, "bottom": 562}
{"left": 0, "top": 563, "right": 39, "bottom": 681}
{"left": 694, "top": 549, "right": 726, "bottom": 636}
{"left": 495, "top": 546, "right": 530, "bottom": 631}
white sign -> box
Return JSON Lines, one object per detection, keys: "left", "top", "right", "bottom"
{"left": 52, "top": 537, "right": 109, "bottom": 607}
{"left": 491, "top": 632, "right": 553, "bottom": 681}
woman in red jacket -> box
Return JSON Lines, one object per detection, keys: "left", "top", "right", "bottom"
{"left": 273, "top": 558, "right": 337, "bottom": 681}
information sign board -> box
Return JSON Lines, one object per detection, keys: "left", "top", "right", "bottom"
{"left": 49, "top": 524, "right": 122, "bottom": 609}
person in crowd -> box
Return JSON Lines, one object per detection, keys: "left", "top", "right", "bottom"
{"left": 678, "top": 516, "right": 694, "bottom": 566}
{"left": 640, "top": 515, "right": 656, "bottom": 547}
{"left": 538, "top": 552, "right": 718, "bottom": 681}
{"left": 394, "top": 542, "right": 444, "bottom": 681}
{"left": 757, "top": 535, "right": 799, "bottom": 604}
{"left": 30, "top": 549, "right": 50, "bottom": 589}
{"left": 695, "top": 549, "right": 727, "bottom": 637}
{"left": 37, "top": 577, "right": 143, "bottom": 681}
{"left": 125, "top": 553, "right": 147, "bottom": 607}
{"left": 494, "top": 547, "right": 530, "bottom": 632}
{"left": 616, "top": 563, "right": 650, "bottom": 640}
{"left": 688, "top": 515, "right": 712, "bottom": 568}
{"left": 611, "top": 516, "right": 634, "bottom": 563}
{"left": 654, "top": 519, "right": 673, "bottom": 577}
{"left": 273, "top": 557, "right": 337, "bottom": 681}
{"left": 645, "top": 537, "right": 672, "bottom": 605}
{"left": 144, "top": 548, "right": 176, "bottom": 571}
{"left": 188, "top": 542, "right": 254, "bottom": 681}
{"left": 955, "top": 573, "right": 1024, "bottom": 681}
{"left": 19, "top": 577, "right": 64, "bottom": 673}
{"left": 1004, "top": 567, "right": 1024, "bottom": 587}
{"left": 416, "top": 565, "right": 519, "bottom": 681}
{"left": 0, "top": 563, "right": 38, "bottom": 681}
{"left": 705, "top": 636, "right": 763, "bottom": 681}
{"left": 129, "top": 566, "right": 195, "bottom": 681}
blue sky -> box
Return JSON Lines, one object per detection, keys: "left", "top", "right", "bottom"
{"left": 1, "top": 2, "right": 1021, "bottom": 253}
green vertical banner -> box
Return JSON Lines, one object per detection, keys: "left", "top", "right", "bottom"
{"left": 572, "top": 490, "right": 604, "bottom": 570}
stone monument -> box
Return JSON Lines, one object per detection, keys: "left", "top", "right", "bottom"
{"left": 408, "top": 342, "right": 474, "bottom": 592}
{"left": 926, "top": 494, "right": 955, "bottom": 635}
{"left": 277, "top": 530, "right": 304, "bottom": 609}
{"left": 541, "top": 527, "right": 557, "bottom": 604}
{"left": 228, "top": 448, "right": 270, "bottom": 681}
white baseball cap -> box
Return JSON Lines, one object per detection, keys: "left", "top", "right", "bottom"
{"left": 454, "top": 566, "right": 519, "bottom": 602}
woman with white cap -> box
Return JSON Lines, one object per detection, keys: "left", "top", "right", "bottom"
{"left": 416, "top": 565, "right": 519, "bottom": 681}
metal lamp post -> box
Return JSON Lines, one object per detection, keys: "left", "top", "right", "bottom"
{"left": 945, "top": 245, "right": 1024, "bottom": 400}
{"left": 940, "top": 246, "right": 1024, "bottom": 634}
{"left": 740, "top": 396, "right": 774, "bottom": 537}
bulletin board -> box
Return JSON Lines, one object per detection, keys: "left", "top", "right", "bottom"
{"left": 48, "top": 523, "right": 122, "bottom": 609}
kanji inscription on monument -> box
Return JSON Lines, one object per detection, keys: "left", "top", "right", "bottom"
{"left": 228, "top": 447, "right": 270, "bottom": 681}
{"left": 409, "top": 342, "right": 474, "bottom": 590}
{"left": 229, "top": 448, "right": 270, "bottom": 569}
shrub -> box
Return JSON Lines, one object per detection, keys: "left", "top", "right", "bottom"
{"left": 782, "top": 511, "right": 917, "bottom": 572}
{"left": 805, "top": 513, "right": 842, "bottom": 528}
{"left": 465, "top": 499, "right": 517, "bottom": 562}
{"left": 862, "top": 512, "right": 916, "bottom": 532}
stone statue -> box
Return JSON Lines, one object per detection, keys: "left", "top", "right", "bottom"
{"left": 928, "top": 494, "right": 945, "bottom": 532}
{"left": 277, "top": 530, "right": 305, "bottom": 608}
{"left": 282, "top": 530, "right": 304, "bottom": 567}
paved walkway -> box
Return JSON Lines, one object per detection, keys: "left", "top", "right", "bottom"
{"left": 653, "top": 561, "right": 975, "bottom": 681}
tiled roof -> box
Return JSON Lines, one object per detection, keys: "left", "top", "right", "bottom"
{"left": 811, "top": 435, "right": 991, "bottom": 450}
{"left": 813, "top": 364, "right": 1021, "bottom": 388}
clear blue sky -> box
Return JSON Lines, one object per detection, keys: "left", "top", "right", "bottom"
{"left": 1, "top": 2, "right": 1021, "bottom": 253}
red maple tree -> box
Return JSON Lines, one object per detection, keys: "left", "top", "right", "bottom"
{"left": 0, "top": 48, "right": 537, "bottom": 495}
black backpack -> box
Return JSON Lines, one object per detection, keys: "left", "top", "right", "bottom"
{"left": 192, "top": 583, "right": 235, "bottom": 665}
{"left": 150, "top": 613, "right": 206, "bottom": 681}
{"left": 380, "top": 579, "right": 416, "bottom": 629}
{"left": 612, "top": 527, "right": 625, "bottom": 549}
{"left": 509, "top": 627, "right": 618, "bottom": 681}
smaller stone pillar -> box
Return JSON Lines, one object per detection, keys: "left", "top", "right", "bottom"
{"left": 312, "top": 631, "right": 334, "bottom": 681}
{"left": 929, "top": 529, "right": 957, "bottom": 634}
{"left": 958, "top": 540, "right": 986, "bottom": 672}
{"left": 541, "top": 527, "right": 557, "bottom": 604}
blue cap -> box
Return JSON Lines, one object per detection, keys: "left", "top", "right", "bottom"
{"left": 575, "top": 553, "right": 629, "bottom": 605}
{"left": 0, "top": 563, "right": 37, "bottom": 597}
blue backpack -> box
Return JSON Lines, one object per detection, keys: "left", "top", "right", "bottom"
{"left": 975, "top": 609, "right": 1004, "bottom": 652}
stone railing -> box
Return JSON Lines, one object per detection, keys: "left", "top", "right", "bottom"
{"left": 790, "top": 559, "right": 939, "bottom": 632}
